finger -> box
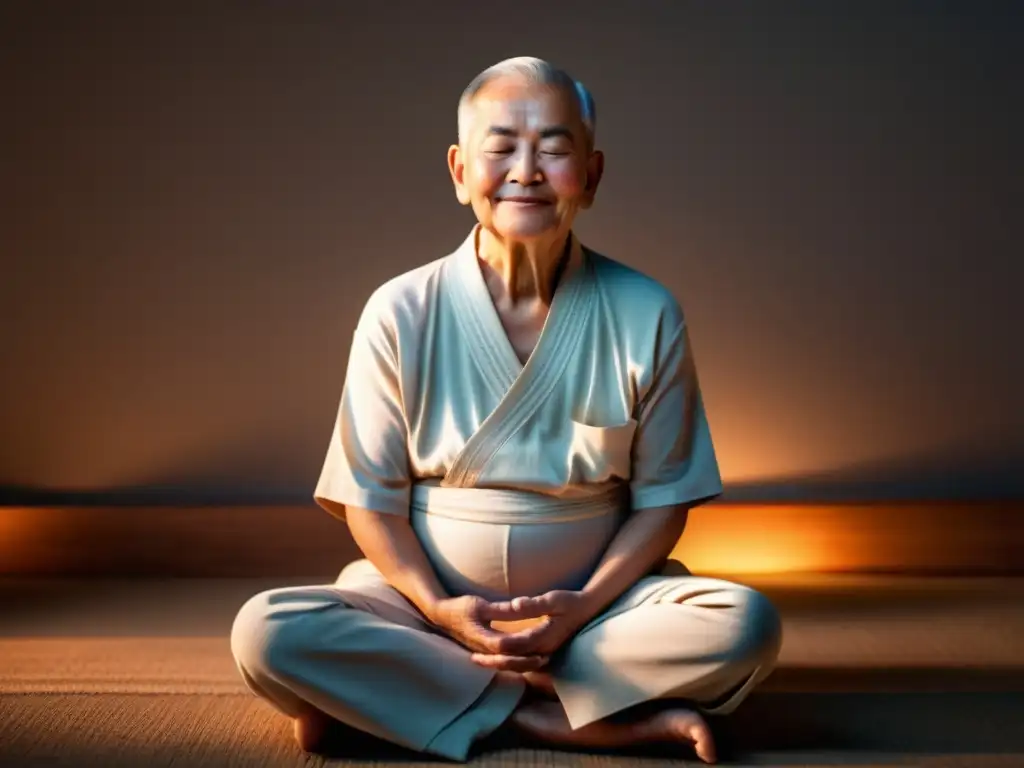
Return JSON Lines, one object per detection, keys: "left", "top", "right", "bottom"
{"left": 485, "top": 600, "right": 515, "bottom": 616}
{"left": 493, "top": 620, "right": 554, "bottom": 655}
{"left": 482, "top": 600, "right": 533, "bottom": 621}
{"left": 521, "top": 591, "right": 567, "bottom": 614}
{"left": 463, "top": 624, "right": 542, "bottom": 657}
{"left": 470, "top": 653, "right": 550, "bottom": 672}
{"left": 514, "top": 591, "right": 570, "bottom": 616}
{"left": 485, "top": 595, "right": 553, "bottom": 621}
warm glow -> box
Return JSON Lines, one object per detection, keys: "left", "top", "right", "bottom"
{"left": 0, "top": 508, "right": 54, "bottom": 574}
{"left": 669, "top": 502, "right": 1008, "bottom": 576}
{"left": 672, "top": 504, "right": 847, "bottom": 574}
{"left": 2, "top": 502, "right": 1017, "bottom": 578}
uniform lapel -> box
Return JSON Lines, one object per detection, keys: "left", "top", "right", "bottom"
{"left": 444, "top": 226, "right": 594, "bottom": 488}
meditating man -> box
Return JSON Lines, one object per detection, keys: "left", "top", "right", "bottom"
{"left": 231, "top": 56, "right": 781, "bottom": 764}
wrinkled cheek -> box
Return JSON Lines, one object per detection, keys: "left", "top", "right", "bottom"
{"left": 469, "top": 164, "right": 502, "bottom": 195}
{"left": 548, "top": 169, "right": 586, "bottom": 201}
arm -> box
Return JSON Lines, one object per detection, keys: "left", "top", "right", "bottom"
{"left": 345, "top": 506, "right": 449, "bottom": 621}
{"left": 318, "top": 294, "right": 551, "bottom": 669}
{"left": 575, "top": 317, "right": 719, "bottom": 623}
{"left": 577, "top": 504, "right": 689, "bottom": 622}
{"left": 314, "top": 292, "right": 447, "bottom": 615}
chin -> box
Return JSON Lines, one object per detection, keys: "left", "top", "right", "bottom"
{"left": 491, "top": 214, "right": 561, "bottom": 241}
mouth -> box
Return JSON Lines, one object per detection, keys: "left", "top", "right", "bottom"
{"left": 497, "top": 197, "right": 553, "bottom": 206}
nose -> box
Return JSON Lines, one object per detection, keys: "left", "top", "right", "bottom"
{"left": 508, "top": 147, "right": 542, "bottom": 186}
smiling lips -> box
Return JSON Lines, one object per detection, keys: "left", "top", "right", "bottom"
{"left": 498, "top": 197, "right": 552, "bottom": 206}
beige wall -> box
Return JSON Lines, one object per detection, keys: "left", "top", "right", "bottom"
{"left": 2, "top": 3, "right": 1022, "bottom": 504}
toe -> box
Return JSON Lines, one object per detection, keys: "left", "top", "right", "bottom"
{"left": 293, "top": 710, "right": 331, "bottom": 752}
{"left": 659, "top": 710, "right": 717, "bottom": 764}
{"left": 689, "top": 719, "right": 717, "bottom": 764}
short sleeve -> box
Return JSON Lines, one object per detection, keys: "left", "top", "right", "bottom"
{"left": 313, "top": 299, "right": 411, "bottom": 520}
{"left": 629, "top": 321, "right": 723, "bottom": 511}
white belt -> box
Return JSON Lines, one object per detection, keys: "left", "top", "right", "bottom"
{"left": 410, "top": 482, "right": 627, "bottom": 524}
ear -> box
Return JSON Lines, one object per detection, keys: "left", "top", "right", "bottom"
{"left": 447, "top": 144, "right": 471, "bottom": 206}
{"left": 580, "top": 149, "right": 604, "bottom": 209}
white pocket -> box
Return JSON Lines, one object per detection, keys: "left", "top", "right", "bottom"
{"left": 567, "top": 418, "right": 638, "bottom": 483}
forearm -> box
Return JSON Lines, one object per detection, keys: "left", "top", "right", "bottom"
{"left": 345, "top": 506, "right": 449, "bottom": 622}
{"left": 578, "top": 504, "right": 690, "bottom": 621}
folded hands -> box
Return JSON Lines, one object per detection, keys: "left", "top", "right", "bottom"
{"left": 427, "top": 590, "right": 594, "bottom": 672}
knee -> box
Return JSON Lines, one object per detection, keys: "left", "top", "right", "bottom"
{"left": 229, "top": 589, "right": 306, "bottom": 676}
{"left": 733, "top": 588, "right": 783, "bottom": 665}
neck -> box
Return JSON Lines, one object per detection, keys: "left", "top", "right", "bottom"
{"left": 476, "top": 226, "right": 572, "bottom": 305}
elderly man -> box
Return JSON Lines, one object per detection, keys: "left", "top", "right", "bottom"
{"left": 230, "top": 57, "right": 781, "bottom": 764}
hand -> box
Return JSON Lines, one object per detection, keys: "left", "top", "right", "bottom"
{"left": 470, "top": 590, "right": 593, "bottom": 669}
{"left": 427, "top": 595, "right": 551, "bottom": 672}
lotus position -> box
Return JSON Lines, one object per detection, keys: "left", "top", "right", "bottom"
{"left": 231, "top": 57, "right": 782, "bottom": 764}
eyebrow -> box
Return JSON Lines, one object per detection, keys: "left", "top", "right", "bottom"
{"left": 486, "top": 126, "right": 575, "bottom": 140}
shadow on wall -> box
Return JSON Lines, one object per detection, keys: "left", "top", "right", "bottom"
{"left": 722, "top": 441, "right": 1024, "bottom": 503}
{"left": 1, "top": 444, "right": 1022, "bottom": 578}
{"left": 2, "top": 440, "right": 1023, "bottom": 506}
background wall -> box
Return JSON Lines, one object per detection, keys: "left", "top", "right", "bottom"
{"left": 3, "top": 1, "right": 1022, "bottom": 504}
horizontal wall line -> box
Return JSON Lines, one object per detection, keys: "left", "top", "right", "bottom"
{"left": 1, "top": 501, "right": 1021, "bottom": 578}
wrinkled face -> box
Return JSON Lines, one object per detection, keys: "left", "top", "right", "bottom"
{"left": 448, "top": 76, "right": 603, "bottom": 241}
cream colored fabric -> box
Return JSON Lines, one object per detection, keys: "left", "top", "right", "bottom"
{"left": 231, "top": 560, "right": 527, "bottom": 761}
{"left": 231, "top": 559, "right": 782, "bottom": 761}
{"left": 232, "top": 228, "right": 778, "bottom": 761}
{"left": 409, "top": 483, "right": 625, "bottom": 601}
{"left": 313, "top": 225, "right": 722, "bottom": 518}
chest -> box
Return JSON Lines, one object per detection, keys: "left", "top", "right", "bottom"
{"left": 492, "top": 300, "right": 549, "bottom": 365}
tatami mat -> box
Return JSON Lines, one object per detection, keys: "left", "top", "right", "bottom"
{"left": 2, "top": 576, "right": 1023, "bottom": 695}
{"left": 1, "top": 576, "right": 1022, "bottom": 766}
{"left": 2, "top": 692, "right": 1023, "bottom": 767}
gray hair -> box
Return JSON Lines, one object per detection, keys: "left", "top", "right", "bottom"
{"left": 457, "top": 56, "right": 596, "bottom": 149}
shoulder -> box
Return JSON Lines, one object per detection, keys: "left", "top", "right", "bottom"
{"left": 586, "top": 248, "right": 686, "bottom": 331}
{"left": 356, "top": 254, "right": 448, "bottom": 342}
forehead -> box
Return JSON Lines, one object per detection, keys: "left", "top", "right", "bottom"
{"left": 471, "top": 76, "right": 582, "bottom": 132}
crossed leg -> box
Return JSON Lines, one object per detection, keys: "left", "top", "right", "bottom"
{"left": 510, "top": 672, "right": 718, "bottom": 763}
{"left": 500, "top": 570, "right": 781, "bottom": 763}
{"left": 233, "top": 559, "right": 780, "bottom": 764}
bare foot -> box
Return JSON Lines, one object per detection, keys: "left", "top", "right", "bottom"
{"left": 511, "top": 700, "right": 716, "bottom": 764}
{"left": 293, "top": 708, "right": 332, "bottom": 752}
{"left": 647, "top": 708, "right": 717, "bottom": 764}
